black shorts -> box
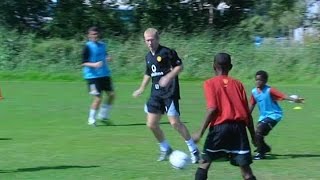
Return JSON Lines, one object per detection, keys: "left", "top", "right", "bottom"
{"left": 202, "top": 121, "right": 252, "bottom": 166}
{"left": 144, "top": 96, "right": 180, "bottom": 116}
{"left": 256, "top": 118, "right": 278, "bottom": 136}
{"left": 86, "top": 76, "right": 114, "bottom": 96}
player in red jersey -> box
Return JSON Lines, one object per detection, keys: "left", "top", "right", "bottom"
{"left": 193, "top": 53, "right": 256, "bottom": 180}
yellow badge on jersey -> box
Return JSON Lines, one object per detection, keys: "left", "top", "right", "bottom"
{"left": 157, "top": 56, "right": 162, "bottom": 62}
{"left": 223, "top": 79, "right": 228, "bottom": 84}
{"left": 223, "top": 79, "right": 228, "bottom": 87}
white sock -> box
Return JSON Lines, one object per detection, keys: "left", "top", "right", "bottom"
{"left": 159, "top": 140, "right": 170, "bottom": 152}
{"left": 89, "top": 109, "right": 97, "bottom": 119}
{"left": 185, "top": 138, "right": 197, "bottom": 152}
{"left": 99, "top": 104, "right": 111, "bottom": 118}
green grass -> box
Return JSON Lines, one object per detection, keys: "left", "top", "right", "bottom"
{"left": 0, "top": 81, "right": 319, "bottom": 180}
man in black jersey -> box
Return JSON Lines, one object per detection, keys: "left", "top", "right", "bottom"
{"left": 133, "top": 28, "right": 200, "bottom": 163}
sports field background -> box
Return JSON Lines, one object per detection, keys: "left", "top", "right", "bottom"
{"left": 0, "top": 81, "right": 319, "bottom": 180}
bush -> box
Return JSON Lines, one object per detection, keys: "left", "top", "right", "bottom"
{"left": 0, "top": 28, "right": 319, "bottom": 84}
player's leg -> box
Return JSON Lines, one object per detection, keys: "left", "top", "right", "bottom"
{"left": 87, "top": 78, "right": 102, "bottom": 125}
{"left": 145, "top": 97, "right": 172, "bottom": 161}
{"left": 97, "top": 77, "right": 115, "bottom": 120}
{"left": 88, "top": 95, "right": 102, "bottom": 125}
{"left": 228, "top": 122, "right": 256, "bottom": 179}
{"left": 239, "top": 165, "right": 256, "bottom": 180}
{"left": 147, "top": 113, "right": 173, "bottom": 161}
{"left": 254, "top": 118, "right": 277, "bottom": 159}
{"left": 195, "top": 160, "right": 212, "bottom": 180}
{"left": 165, "top": 98, "right": 199, "bottom": 163}
{"left": 195, "top": 127, "right": 224, "bottom": 180}
{"left": 97, "top": 91, "right": 115, "bottom": 120}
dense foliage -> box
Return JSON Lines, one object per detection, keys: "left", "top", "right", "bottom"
{"left": 0, "top": 0, "right": 312, "bottom": 38}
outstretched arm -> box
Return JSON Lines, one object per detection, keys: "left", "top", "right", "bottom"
{"left": 270, "top": 88, "right": 304, "bottom": 103}
{"left": 284, "top": 95, "right": 304, "bottom": 103}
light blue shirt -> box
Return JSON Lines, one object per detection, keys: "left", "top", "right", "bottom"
{"left": 83, "top": 41, "right": 110, "bottom": 79}
{"left": 252, "top": 85, "right": 283, "bottom": 122}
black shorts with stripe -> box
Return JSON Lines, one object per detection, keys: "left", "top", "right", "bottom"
{"left": 86, "top": 76, "right": 114, "bottom": 96}
{"left": 202, "top": 121, "right": 253, "bottom": 166}
{"left": 144, "top": 96, "right": 180, "bottom": 116}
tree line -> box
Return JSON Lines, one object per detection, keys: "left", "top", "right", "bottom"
{"left": 0, "top": 0, "right": 314, "bottom": 39}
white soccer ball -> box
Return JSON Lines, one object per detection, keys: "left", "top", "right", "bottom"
{"left": 169, "top": 150, "right": 190, "bottom": 169}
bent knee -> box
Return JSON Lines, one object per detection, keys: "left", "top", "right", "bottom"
{"left": 146, "top": 120, "right": 159, "bottom": 130}
{"left": 169, "top": 119, "right": 183, "bottom": 129}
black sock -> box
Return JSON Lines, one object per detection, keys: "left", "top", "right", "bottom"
{"left": 245, "top": 176, "right": 257, "bottom": 180}
{"left": 195, "top": 168, "right": 208, "bottom": 180}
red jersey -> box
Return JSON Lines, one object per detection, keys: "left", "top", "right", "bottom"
{"left": 203, "top": 75, "right": 250, "bottom": 126}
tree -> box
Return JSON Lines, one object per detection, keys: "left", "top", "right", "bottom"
{"left": 239, "top": 0, "right": 305, "bottom": 37}
{"left": 0, "top": 0, "right": 53, "bottom": 32}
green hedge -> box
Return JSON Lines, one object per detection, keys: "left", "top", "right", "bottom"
{"left": 0, "top": 28, "right": 319, "bottom": 84}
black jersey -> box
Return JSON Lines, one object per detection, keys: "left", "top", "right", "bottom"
{"left": 145, "top": 45, "right": 182, "bottom": 99}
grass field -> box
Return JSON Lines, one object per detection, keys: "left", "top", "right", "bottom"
{"left": 0, "top": 81, "right": 319, "bottom": 180}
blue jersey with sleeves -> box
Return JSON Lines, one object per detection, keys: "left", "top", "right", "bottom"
{"left": 82, "top": 41, "right": 110, "bottom": 79}
{"left": 252, "top": 85, "right": 283, "bottom": 122}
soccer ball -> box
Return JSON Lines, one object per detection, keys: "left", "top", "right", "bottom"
{"left": 169, "top": 150, "right": 190, "bottom": 169}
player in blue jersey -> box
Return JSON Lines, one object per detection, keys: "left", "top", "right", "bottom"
{"left": 249, "top": 70, "right": 304, "bottom": 159}
{"left": 132, "top": 28, "right": 200, "bottom": 163}
{"left": 82, "top": 26, "right": 115, "bottom": 126}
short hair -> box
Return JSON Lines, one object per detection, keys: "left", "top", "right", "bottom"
{"left": 88, "top": 26, "right": 100, "bottom": 33}
{"left": 144, "top": 28, "right": 159, "bottom": 40}
{"left": 214, "top": 53, "right": 232, "bottom": 71}
{"left": 255, "top": 70, "right": 268, "bottom": 81}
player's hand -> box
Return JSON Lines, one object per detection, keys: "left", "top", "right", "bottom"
{"left": 159, "top": 76, "right": 171, "bottom": 87}
{"left": 132, "top": 88, "right": 143, "bottom": 98}
{"left": 93, "top": 61, "right": 103, "bottom": 68}
{"left": 192, "top": 132, "right": 201, "bottom": 144}
{"left": 106, "top": 56, "right": 112, "bottom": 62}
{"left": 294, "top": 98, "right": 304, "bottom": 103}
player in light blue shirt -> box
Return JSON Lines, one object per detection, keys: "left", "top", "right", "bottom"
{"left": 82, "top": 27, "right": 115, "bottom": 126}
{"left": 249, "top": 70, "right": 304, "bottom": 160}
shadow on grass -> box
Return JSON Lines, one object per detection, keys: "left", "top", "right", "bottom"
{"left": 0, "top": 138, "right": 12, "bottom": 140}
{"left": 264, "top": 153, "right": 320, "bottom": 160}
{"left": 97, "top": 121, "right": 188, "bottom": 127}
{"left": 0, "top": 165, "right": 99, "bottom": 173}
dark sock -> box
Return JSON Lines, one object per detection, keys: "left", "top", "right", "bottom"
{"left": 255, "top": 134, "right": 264, "bottom": 153}
{"left": 245, "top": 176, "right": 257, "bottom": 180}
{"left": 195, "top": 168, "right": 208, "bottom": 180}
